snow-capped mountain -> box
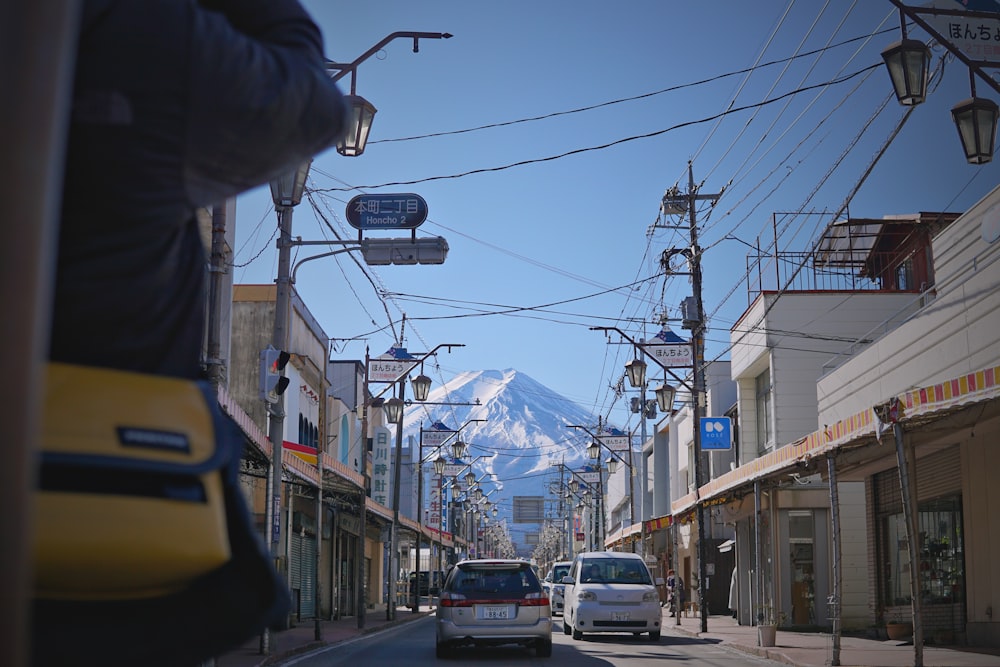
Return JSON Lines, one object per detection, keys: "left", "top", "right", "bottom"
{"left": 401, "top": 369, "right": 604, "bottom": 556}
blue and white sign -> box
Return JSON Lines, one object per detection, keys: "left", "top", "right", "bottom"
{"left": 346, "top": 193, "right": 428, "bottom": 230}
{"left": 700, "top": 417, "right": 732, "bottom": 451}
{"left": 641, "top": 327, "right": 693, "bottom": 367}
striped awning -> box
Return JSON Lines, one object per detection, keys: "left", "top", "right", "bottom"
{"left": 671, "top": 362, "right": 1000, "bottom": 516}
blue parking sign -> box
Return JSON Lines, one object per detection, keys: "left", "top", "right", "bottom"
{"left": 700, "top": 417, "right": 732, "bottom": 450}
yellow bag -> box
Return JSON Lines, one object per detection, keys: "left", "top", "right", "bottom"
{"left": 32, "top": 363, "right": 289, "bottom": 666}
{"left": 34, "top": 363, "right": 232, "bottom": 599}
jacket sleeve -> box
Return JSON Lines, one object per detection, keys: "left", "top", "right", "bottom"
{"left": 183, "top": 0, "right": 348, "bottom": 205}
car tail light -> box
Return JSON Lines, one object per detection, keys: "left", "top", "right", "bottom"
{"left": 520, "top": 592, "right": 549, "bottom": 607}
{"left": 438, "top": 592, "right": 473, "bottom": 608}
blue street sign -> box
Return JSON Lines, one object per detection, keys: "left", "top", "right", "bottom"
{"left": 700, "top": 417, "right": 732, "bottom": 450}
{"left": 346, "top": 193, "right": 428, "bottom": 230}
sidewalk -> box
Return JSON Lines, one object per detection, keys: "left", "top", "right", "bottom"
{"left": 214, "top": 603, "right": 434, "bottom": 667}
{"left": 663, "top": 612, "right": 1000, "bottom": 667}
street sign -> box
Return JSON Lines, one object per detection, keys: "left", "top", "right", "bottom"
{"left": 640, "top": 327, "right": 693, "bottom": 367}
{"left": 442, "top": 464, "right": 467, "bottom": 477}
{"left": 346, "top": 193, "right": 428, "bottom": 230}
{"left": 368, "top": 358, "right": 417, "bottom": 382}
{"left": 700, "top": 417, "right": 732, "bottom": 450}
{"left": 422, "top": 426, "right": 457, "bottom": 447}
{"left": 599, "top": 434, "right": 630, "bottom": 451}
{"left": 923, "top": 0, "right": 1000, "bottom": 63}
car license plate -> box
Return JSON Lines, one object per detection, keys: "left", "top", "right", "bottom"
{"left": 481, "top": 605, "right": 510, "bottom": 620}
{"left": 612, "top": 612, "right": 630, "bottom": 622}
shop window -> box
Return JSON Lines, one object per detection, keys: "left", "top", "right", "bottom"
{"left": 755, "top": 368, "right": 773, "bottom": 454}
{"left": 917, "top": 497, "right": 964, "bottom": 606}
{"left": 788, "top": 511, "right": 816, "bottom": 625}
{"left": 875, "top": 480, "right": 964, "bottom": 610}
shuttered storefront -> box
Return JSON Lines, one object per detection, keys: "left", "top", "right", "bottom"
{"left": 291, "top": 534, "right": 317, "bottom": 620}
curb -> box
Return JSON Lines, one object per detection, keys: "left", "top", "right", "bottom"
{"left": 255, "top": 610, "right": 435, "bottom": 666}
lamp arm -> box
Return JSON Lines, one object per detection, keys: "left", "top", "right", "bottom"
{"left": 326, "top": 31, "right": 453, "bottom": 91}
{"left": 590, "top": 325, "right": 693, "bottom": 390}
{"left": 290, "top": 244, "right": 362, "bottom": 283}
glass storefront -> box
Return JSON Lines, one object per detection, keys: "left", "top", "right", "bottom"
{"left": 875, "top": 468, "right": 965, "bottom": 613}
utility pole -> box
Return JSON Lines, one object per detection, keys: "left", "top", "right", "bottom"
{"left": 663, "top": 161, "right": 722, "bottom": 633}
{"left": 262, "top": 197, "right": 295, "bottom": 653}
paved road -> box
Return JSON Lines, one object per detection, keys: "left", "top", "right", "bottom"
{"left": 277, "top": 615, "right": 780, "bottom": 667}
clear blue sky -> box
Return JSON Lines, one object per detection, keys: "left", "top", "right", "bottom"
{"left": 233, "top": 1, "right": 1000, "bottom": 433}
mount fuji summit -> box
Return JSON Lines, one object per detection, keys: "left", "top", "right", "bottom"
{"left": 401, "top": 369, "right": 604, "bottom": 555}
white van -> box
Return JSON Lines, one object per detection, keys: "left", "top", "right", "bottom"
{"left": 562, "top": 551, "right": 661, "bottom": 641}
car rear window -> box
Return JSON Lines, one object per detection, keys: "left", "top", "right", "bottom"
{"left": 448, "top": 563, "right": 540, "bottom": 598}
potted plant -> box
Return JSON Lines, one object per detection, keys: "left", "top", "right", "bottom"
{"left": 886, "top": 611, "right": 913, "bottom": 641}
{"left": 755, "top": 605, "right": 785, "bottom": 647}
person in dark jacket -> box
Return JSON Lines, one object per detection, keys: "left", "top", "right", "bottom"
{"left": 36, "top": 1, "right": 347, "bottom": 665}
{"left": 51, "top": 0, "right": 347, "bottom": 379}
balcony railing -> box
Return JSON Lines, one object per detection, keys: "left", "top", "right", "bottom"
{"left": 745, "top": 250, "right": 921, "bottom": 305}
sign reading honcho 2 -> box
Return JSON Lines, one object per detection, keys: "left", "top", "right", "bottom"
{"left": 346, "top": 193, "right": 428, "bottom": 230}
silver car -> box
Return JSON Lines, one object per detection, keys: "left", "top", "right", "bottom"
{"left": 542, "top": 561, "right": 572, "bottom": 615}
{"left": 436, "top": 559, "right": 552, "bottom": 658}
{"left": 562, "top": 552, "right": 661, "bottom": 641}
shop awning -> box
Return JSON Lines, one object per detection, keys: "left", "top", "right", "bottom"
{"left": 604, "top": 521, "right": 641, "bottom": 549}
{"left": 671, "top": 361, "right": 1000, "bottom": 517}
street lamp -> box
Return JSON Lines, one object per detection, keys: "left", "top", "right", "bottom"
{"left": 654, "top": 383, "right": 676, "bottom": 414}
{"left": 587, "top": 441, "right": 600, "bottom": 460}
{"left": 327, "top": 31, "right": 452, "bottom": 157}
{"left": 624, "top": 357, "right": 646, "bottom": 390}
{"left": 881, "top": 35, "right": 930, "bottom": 106}
{"left": 383, "top": 396, "right": 405, "bottom": 423}
{"left": 269, "top": 159, "right": 311, "bottom": 207}
{"left": 410, "top": 373, "right": 432, "bottom": 402}
{"left": 882, "top": 0, "right": 1000, "bottom": 164}
{"left": 952, "top": 92, "right": 999, "bottom": 165}
{"left": 336, "top": 94, "right": 377, "bottom": 157}
{"left": 384, "top": 344, "right": 462, "bottom": 621}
